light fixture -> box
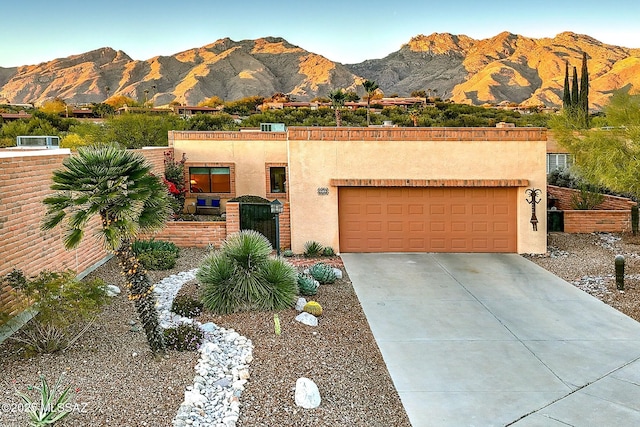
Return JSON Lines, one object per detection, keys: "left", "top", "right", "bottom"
{"left": 271, "top": 199, "right": 284, "bottom": 255}
{"left": 270, "top": 198, "right": 284, "bottom": 214}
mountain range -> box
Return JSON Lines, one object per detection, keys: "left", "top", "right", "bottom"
{"left": 1, "top": 32, "right": 639, "bottom": 110}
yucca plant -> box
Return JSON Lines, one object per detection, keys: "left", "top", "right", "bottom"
{"left": 198, "top": 230, "right": 297, "bottom": 314}
{"left": 303, "top": 241, "right": 324, "bottom": 257}
{"left": 261, "top": 257, "right": 298, "bottom": 310}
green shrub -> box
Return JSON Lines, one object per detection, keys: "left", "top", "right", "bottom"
{"left": 137, "top": 250, "right": 178, "bottom": 270}
{"left": 570, "top": 185, "right": 605, "bottom": 210}
{"left": 171, "top": 294, "right": 204, "bottom": 317}
{"left": 198, "top": 230, "right": 297, "bottom": 314}
{"left": 322, "top": 246, "right": 335, "bottom": 256}
{"left": 297, "top": 273, "right": 319, "bottom": 296}
{"left": 282, "top": 249, "right": 294, "bottom": 257}
{"left": 303, "top": 241, "right": 324, "bottom": 257}
{"left": 163, "top": 323, "right": 204, "bottom": 351}
{"left": 5, "top": 269, "right": 107, "bottom": 354}
{"left": 132, "top": 239, "right": 180, "bottom": 257}
{"left": 309, "top": 262, "right": 337, "bottom": 284}
{"left": 132, "top": 239, "right": 180, "bottom": 270}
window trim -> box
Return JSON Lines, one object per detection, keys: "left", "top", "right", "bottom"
{"left": 188, "top": 162, "right": 236, "bottom": 198}
{"left": 265, "top": 163, "right": 288, "bottom": 200}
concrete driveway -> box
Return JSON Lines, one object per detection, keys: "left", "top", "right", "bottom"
{"left": 341, "top": 253, "right": 640, "bottom": 427}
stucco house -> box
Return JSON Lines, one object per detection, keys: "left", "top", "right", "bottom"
{"left": 170, "top": 126, "right": 548, "bottom": 254}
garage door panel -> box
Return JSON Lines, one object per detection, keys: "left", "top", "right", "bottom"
{"left": 339, "top": 187, "right": 516, "bottom": 253}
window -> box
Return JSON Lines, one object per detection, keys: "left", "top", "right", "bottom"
{"left": 189, "top": 166, "right": 232, "bottom": 194}
{"left": 547, "top": 154, "right": 572, "bottom": 174}
{"left": 266, "top": 163, "right": 287, "bottom": 197}
{"left": 270, "top": 167, "right": 286, "bottom": 193}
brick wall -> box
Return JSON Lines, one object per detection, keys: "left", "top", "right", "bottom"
{"left": 547, "top": 186, "right": 636, "bottom": 233}
{"left": 548, "top": 185, "right": 636, "bottom": 210}
{"left": 141, "top": 221, "right": 227, "bottom": 248}
{"left": 563, "top": 211, "right": 632, "bottom": 233}
{"left": 134, "top": 147, "right": 170, "bottom": 174}
{"left": 0, "top": 150, "right": 109, "bottom": 322}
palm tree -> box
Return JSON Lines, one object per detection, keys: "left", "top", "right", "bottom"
{"left": 362, "top": 80, "right": 379, "bottom": 126}
{"left": 328, "top": 89, "right": 347, "bottom": 127}
{"left": 42, "top": 145, "right": 172, "bottom": 354}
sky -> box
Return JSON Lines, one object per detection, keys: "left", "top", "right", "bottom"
{"left": 2, "top": 0, "right": 639, "bottom": 68}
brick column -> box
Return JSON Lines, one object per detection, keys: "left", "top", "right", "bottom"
{"left": 226, "top": 202, "right": 240, "bottom": 235}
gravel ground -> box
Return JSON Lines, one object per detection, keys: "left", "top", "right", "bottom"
{"left": 3, "top": 232, "right": 640, "bottom": 427}
{"left": 0, "top": 249, "right": 410, "bottom": 427}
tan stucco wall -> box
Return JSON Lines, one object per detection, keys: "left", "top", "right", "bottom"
{"left": 169, "top": 128, "right": 548, "bottom": 255}
{"left": 286, "top": 127, "right": 548, "bottom": 254}
{"left": 170, "top": 131, "right": 288, "bottom": 209}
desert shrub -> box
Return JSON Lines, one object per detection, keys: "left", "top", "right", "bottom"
{"left": 5, "top": 269, "right": 107, "bottom": 354}
{"left": 570, "top": 185, "right": 605, "bottom": 210}
{"left": 163, "top": 323, "right": 204, "bottom": 351}
{"left": 137, "top": 250, "right": 178, "bottom": 270}
{"left": 132, "top": 239, "right": 180, "bottom": 256}
{"left": 322, "top": 246, "right": 335, "bottom": 256}
{"left": 304, "top": 241, "right": 324, "bottom": 257}
{"left": 132, "top": 239, "right": 180, "bottom": 270}
{"left": 309, "top": 262, "right": 337, "bottom": 284}
{"left": 282, "top": 249, "right": 294, "bottom": 257}
{"left": 171, "top": 294, "right": 204, "bottom": 318}
{"left": 198, "top": 230, "right": 297, "bottom": 314}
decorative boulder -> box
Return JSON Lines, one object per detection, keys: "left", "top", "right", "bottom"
{"left": 295, "top": 297, "right": 307, "bottom": 312}
{"left": 105, "top": 284, "right": 121, "bottom": 297}
{"left": 295, "top": 377, "right": 321, "bottom": 409}
{"left": 295, "top": 312, "right": 318, "bottom": 326}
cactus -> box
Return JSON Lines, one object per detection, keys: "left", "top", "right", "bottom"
{"left": 303, "top": 301, "right": 323, "bottom": 317}
{"left": 297, "top": 273, "right": 319, "bottom": 296}
{"left": 282, "top": 249, "right": 294, "bottom": 257}
{"left": 632, "top": 205, "right": 639, "bottom": 235}
{"left": 309, "top": 262, "right": 337, "bottom": 284}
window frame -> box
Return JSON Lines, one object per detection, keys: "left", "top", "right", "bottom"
{"left": 188, "top": 163, "right": 236, "bottom": 197}
{"left": 265, "top": 163, "right": 288, "bottom": 200}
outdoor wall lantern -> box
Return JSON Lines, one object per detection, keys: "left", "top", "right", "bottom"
{"left": 270, "top": 199, "right": 284, "bottom": 255}
{"left": 525, "top": 188, "right": 542, "bottom": 231}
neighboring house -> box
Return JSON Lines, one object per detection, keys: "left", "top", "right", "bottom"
{"left": 170, "top": 126, "right": 548, "bottom": 254}
{"left": 546, "top": 135, "right": 573, "bottom": 174}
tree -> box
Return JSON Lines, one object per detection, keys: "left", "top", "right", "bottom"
{"left": 579, "top": 51, "right": 589, "bottom": 125}
{"left": 40, "top": 98, "right": 67, "bottom": 116}
{"left": 362, "top": 80, "right": 379, "bottom": 126}
{"left": 185, "top": 113, "right": 238, "bottom": 131}
{"left": 345, "top": 91, "right": 360, "bottom": 102}
{"left": 223, "top": 96, "right": 264, "bottom": 115}
{"left": 101, "top": 113, "right": 184, "bottom": 148}
{"left": 198, "top": 96, "right": 224, "bottom": 108}
{"left": 42, "top": 145, "right": 172, "bottom": 354}
{"left": 562, "top": 61, "right": 571, "bottom": 109}
{"left": 411, "top": 90, "right": 427, "bottom": 98}
{"left": 551, "top": 90, "right": 640, "bottom": 196}
{"left": 571, "top": 66, "right": 579, "bottom": 111}
{"left": 328, "top": 89, "right": 347, "bottom": 127}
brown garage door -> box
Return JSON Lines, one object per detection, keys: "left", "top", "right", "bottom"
{"left": 338, "top": 187, "right": 517, "bottom": 253}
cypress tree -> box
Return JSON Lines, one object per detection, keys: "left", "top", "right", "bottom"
{"left": 563, "top": 61, "right": 571, "bottom": 109}
{"left": 579, "top": 51, "right": 589, "bottom": 124}
{"left": 571, "top": 66, "right": 579, "bottom": 110}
